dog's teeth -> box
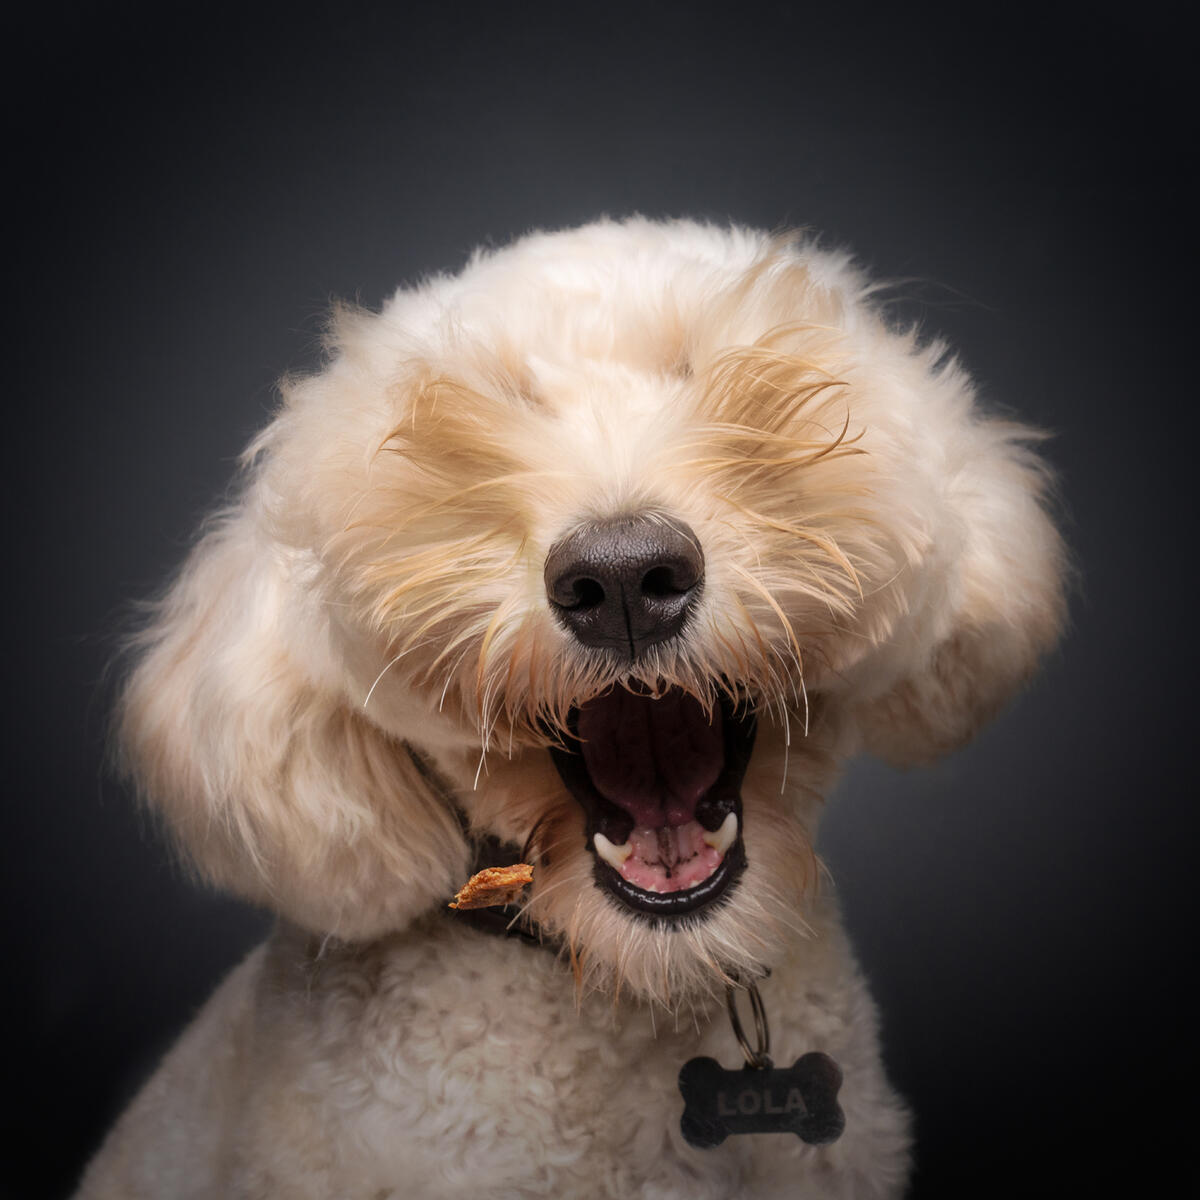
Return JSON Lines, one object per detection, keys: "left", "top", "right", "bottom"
{"left": 593, "top": 832, "right": 632, "bottom": 871}
{"left": 702, "top": 812, "right": 739, "bottom": 856}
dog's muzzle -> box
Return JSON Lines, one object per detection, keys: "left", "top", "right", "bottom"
{"left": 544, "top": 513, "right": 753, "bottom": 919}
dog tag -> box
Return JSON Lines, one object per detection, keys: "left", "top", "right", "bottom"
{"left": 678, "top": 1052, "right": 845, "bottom": 1148}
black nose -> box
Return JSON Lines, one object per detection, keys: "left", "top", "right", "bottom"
{"left": 544, "top": 514, "right": 704, "bottom": 657}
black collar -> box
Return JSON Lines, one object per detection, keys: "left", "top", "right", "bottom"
{"left": 401, "top": 741, "right": 559, "bottom": 953}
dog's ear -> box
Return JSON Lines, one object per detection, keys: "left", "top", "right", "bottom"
{"left": 849, "top": 421, "right": 1068, "bottom": 766}
{"left": 116, "top": 502, "right": 471, "bottom": 940}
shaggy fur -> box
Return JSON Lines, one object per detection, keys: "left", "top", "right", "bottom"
{"left": 78, "top": 217, "right": 1066, "bottom": 1198}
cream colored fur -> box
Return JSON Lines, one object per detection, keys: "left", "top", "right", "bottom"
{"left": 78, "top": 218, "right": 1066, "bottom": 1198}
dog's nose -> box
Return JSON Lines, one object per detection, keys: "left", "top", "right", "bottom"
{"left": 544, "top": 514, "right": 704, "bottom": 657}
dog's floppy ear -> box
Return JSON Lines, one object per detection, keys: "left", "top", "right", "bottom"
{"left": 849, "top": 419, "right": 1068, "bottom": 766}
{"left": 116, "top": 498, "right": 471, "bottom": 940}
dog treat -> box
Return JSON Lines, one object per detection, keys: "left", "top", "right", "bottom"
{"left": 449, "top": 863, "right": 534, "bottom": 909}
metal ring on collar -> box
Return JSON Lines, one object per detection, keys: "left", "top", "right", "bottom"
{"left": 725, "top": 979, "right": 771, "bottom": 1069}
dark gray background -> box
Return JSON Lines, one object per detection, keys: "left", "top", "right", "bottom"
{"left": 9, "top": 3, "right": 1194, "bottom": 1196}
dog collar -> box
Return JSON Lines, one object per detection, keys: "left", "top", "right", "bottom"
{"left": 398, "top": 743, "right": 555, "bottom": 951}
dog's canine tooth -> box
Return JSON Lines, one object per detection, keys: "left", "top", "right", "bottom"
{"left": 593, "top": 831, "right": 632, "bottom": 871}
{"left": 701, "top": 812, "right": 738, "bottom": 856}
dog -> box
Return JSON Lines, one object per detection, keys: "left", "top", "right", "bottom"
{"left": 77, "top": 217, "right": 1066, "bottom": 1198}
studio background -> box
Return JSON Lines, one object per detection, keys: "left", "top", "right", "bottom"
{"left": 9, "top": 4, "right": 1192, "bottom": 1197}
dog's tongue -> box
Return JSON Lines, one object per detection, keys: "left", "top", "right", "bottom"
{"left": 577, "top": 688, "right": 723, "bottom": 828}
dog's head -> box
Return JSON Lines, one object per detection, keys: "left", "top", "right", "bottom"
{"left": 119, "top": 218, "right": 1066, "bottom": 1005}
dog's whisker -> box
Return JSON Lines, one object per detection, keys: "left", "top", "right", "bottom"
{"left": 436, "top": 644, "right": 475, "bottom": 712}
{"left": 362, "top": 642, "right": 425, "bottom": 710}
{"left": 780, "top": 706, "right": 791, "bottom": 795}
{"left": 520, "top": 812, "right": 554, "bottom": 863}
{"left": 473, "top": 746, "right": 489, "bottom": 790}
{"left": 520, "top": 875, "right": 578, "bottom": 920}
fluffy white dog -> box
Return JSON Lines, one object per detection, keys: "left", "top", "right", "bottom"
{"left": 78, "top": 218, "right": 1065, "bottom": 1198}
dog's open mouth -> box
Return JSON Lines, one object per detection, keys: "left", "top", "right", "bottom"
{"left": 550, "top": 685, "right": 756, "bottom": 918}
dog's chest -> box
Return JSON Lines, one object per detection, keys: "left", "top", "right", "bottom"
{"left": 255, "top": 919, "right": 877, "bottom": 1198}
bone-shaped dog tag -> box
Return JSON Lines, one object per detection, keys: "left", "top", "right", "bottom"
{"left": 678, "top": 1052, "right": 845, "bottom": 1149}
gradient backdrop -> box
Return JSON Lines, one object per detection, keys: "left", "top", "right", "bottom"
{"left": 10, "top": 4, "right": 1193, "bottom": 1197}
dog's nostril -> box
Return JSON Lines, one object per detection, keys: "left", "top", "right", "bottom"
{"left": 566, "top": 577, "right": 606, "bottom": 610}
{"left": 544, "top": 513, "right": 704, "bottom": 657}
{"left": 641, "top": 563, "right": 696, "bottom": 598}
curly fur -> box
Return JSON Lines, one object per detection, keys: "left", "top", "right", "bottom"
{"left": 78, "top": 217, "right": 1066, "bottom": 1198}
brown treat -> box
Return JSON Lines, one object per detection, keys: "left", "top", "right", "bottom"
{"left": 448, "top": 862, "right": 534, "bottom": 910}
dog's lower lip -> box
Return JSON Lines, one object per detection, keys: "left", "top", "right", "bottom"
{"left": 593, "top": 835, "right": 747, "bottom": 917}
{"left": 589, "top": 813, "right": 746, "bottom": 916}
